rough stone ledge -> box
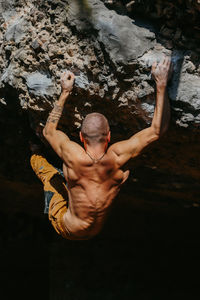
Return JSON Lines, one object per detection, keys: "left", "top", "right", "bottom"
{"left": 0, "top": 0, "right": 199, "bottom": 131}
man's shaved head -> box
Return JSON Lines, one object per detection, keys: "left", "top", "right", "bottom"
{"left": 81, "top": 112, "right": 110, "bottom": 145}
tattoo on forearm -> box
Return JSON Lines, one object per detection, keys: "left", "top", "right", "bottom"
{"left": 53, "top": 103, "right": 63, "bottom": 113}
{"left": 46, "top": 115, "right": 59, "bottom": 123}
{"left": 46, "top": 103, "right": 63, "bottom": 124}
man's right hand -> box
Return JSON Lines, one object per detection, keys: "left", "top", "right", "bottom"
{"left": 151, "top": 57, "right": 171, "bottom": 89}
{"left": 61, "top": 71, "right": 75, "bottom": 93}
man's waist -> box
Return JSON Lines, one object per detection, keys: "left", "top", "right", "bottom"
{"left": 63, "top": 210, "right": 105, "bottom": 239}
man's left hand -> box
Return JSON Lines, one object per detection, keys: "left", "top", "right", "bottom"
{"left": 61, "top": 71, "right": 75, "bottom": 93}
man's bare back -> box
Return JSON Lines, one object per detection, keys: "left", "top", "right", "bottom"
{"left": 61, "top": 143, "right": 129, "bottom": 239}
{"left": 40, "top": 56, "right": 172, "bottom": 240}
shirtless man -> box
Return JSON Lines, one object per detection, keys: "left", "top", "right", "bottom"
{"left": 30, "top": 57, "right": 171, "bottom": 240}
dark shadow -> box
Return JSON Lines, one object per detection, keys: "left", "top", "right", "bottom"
{"left": 50, "top": 173, "right": 69, "bottom": 202}
{"left": 168, "top": 49, "right": 184, "bottom": 102}
{"left": 0, "top": 84, "right": 34, "bottom": 181}
{"left": 75, "top": 0, "right": 93, "bottom": 19}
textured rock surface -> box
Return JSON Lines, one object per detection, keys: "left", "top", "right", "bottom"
{"left": 0, "top": 0, "right": 200, "bottom": 208}
{"left": 67, "top": 0, "right": 156, "bottom": 63}
{"left": 0, "top": 0, "right": 200, "bottom": 129}
{"left": 104, "top": 0, "right": 200, "bottom": 51}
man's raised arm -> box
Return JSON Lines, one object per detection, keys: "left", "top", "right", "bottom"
{"left": 43, "top": 71, "right": 75, "bottom": 158}
{"left": 110, "top": 56, "right": 172, "bottom": 166}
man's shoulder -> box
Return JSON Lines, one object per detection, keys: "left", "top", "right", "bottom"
{"left": 107, "top": 143, "right": 124, "bottom": 166}
{"left": 61, "top": 140, "right": 85, "bottom": 164}
{"left": 107, "top": 139, "right": 133, "bottom": 167}
{"left": 62, "top": 140, "right": 85, "bottom": 153}
{"left": 108, "top": 140, "right": 128, "bottom": 156}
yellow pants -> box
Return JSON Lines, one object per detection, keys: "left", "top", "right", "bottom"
{"left": 30, "top": 154, "right": 69, "bottom": 239}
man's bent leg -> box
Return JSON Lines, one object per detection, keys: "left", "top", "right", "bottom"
{"left": 30, "top": 154, "right": 70, "bottom": 238}
{"left": 30, "top": 154, "right": 58, "bottom": 188}
{"left": 48, "top": 192, "right": 69, "bottom": 238}
{"left": 48, "top": 173, "right": 70, "bottom": 238}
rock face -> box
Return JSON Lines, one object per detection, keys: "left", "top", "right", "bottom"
{"left": 104, "top": 0, "right": 200, "bottom": 51}
{"left": 0, "top": 0, "right": 200, "bottom": 208}
{"left": 67, "top": 0, "right": 156, "bottom": 63}
{"left": 0, "top": 0, "right": 200, "bottom": 129}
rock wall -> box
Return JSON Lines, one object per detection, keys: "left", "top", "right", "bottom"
{"left": 104, "top": 0, "right": 200, "bottom": 50}
{"left": 0, "top": 0, "right": 200, "bottom": 207}
{"left": 0, "top": 0, "right": 200, "bottom": 130}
